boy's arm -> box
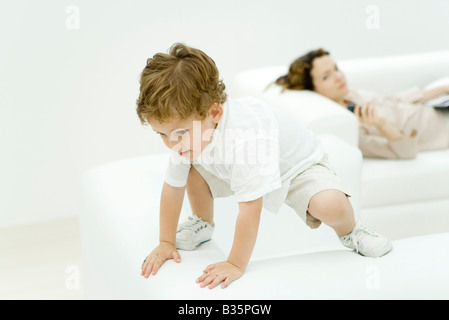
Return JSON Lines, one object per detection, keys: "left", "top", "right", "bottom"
{"left": 197, "top": 197, "right": 263, "bottom": 289}
{"left": 227, "top": 197, "right": 263, "bottom": 270}
{"left": 159, "top": 181, "right": 186, "bottom": 245}
{"left": 141, "top": 182, "right": 185, "bottom": 278}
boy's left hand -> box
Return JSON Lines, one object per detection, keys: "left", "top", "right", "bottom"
{"left": 196, "top": 261, "right": 244, "bottom": 289}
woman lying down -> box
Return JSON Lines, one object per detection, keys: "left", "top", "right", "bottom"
{"left": 276, "top": 48, "right": 449, "bottom": 159}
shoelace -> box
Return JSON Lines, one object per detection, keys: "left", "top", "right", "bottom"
{"left": 342, "top": 234, "right": 359, "bottom": 253}
{"left": 342, "top": 224, "right": 378, "bottom": 254}
{"left": 177, "top": 216, "right": 207, "bottom": 233}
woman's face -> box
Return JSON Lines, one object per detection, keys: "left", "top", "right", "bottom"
{"left": 310, "top": 55, "right": 349, "bottom": 103}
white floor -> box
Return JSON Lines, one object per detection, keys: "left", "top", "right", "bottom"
{"left": 0, "top": 218, "right": 85, "bottom": 300}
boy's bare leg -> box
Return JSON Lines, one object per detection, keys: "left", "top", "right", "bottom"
{"left": 307, "top": 189, "right": 392, "bottom": 257}
{"left": 186, "top": 166, "right": 214, "bottom": 225}
{"left": 307, "top": 189, "right": 355, "bottom": 237}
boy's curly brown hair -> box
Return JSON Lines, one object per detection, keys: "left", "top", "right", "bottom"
{"left": 275, "top": 48, "right": 329, "bottom": 91}
{"left": 136, "top": 43, "right": 227, "bottom": 125}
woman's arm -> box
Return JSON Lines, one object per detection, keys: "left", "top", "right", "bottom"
{"left": 354, "top": 104, "right": 407, "bottom": 141}
{"left": 418, "top": 85, "right": 449, "bottom": 103}
{"left": 358, "top": 127, "right": 419, "bottom": 159}
{"left": 375, "top": 119, "right": 409, "bottom": 141}
{"left": 354, "top": 104, "right": 420, "bottom": 159}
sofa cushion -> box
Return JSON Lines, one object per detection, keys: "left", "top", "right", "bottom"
{"left": 197, "top": 233, "right": 449, "bottom": 300}
{"left": 361, "top": 148, "right": 449, "bottom": 208}
{"left": 81, "top": 154, "right": 449, "bottom": 299}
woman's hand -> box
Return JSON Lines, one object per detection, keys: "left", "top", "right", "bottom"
{"left": 355, "top": 103, "right": 410, "bottom": 141}
{"left": 196, "top": 261, "right": 244, "bottom": 289}
{"left": 354, "top": 103, "right": 387, "bottom": 128}
{"left": 141, "top": 241, "right": 181, "bottom": 278}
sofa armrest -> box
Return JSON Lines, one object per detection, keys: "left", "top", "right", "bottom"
{"left": 339, "top": 50, "right": 449, "bottom": 94}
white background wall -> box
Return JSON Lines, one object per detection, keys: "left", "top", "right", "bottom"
{"left": 1, "top": 0, "right": 449, "bottom": 228}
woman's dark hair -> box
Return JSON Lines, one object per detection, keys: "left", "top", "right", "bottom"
{"left": 275, "top": 48, "right": 329, "bottom": 91}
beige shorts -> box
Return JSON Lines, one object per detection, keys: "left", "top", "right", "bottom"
{"left": 193, "top": 155, "right": 351, "bottom": 229}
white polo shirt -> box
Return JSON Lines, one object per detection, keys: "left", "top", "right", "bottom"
{"left": 164, "top": 97, "right": 324, "bottom": 213}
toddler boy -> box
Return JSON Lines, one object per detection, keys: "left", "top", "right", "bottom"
{"left": 137, "top": 43, "right": 392, "bottom": 289}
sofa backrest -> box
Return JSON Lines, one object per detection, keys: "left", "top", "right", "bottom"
{"left": 339, "top": 50, "right": 449, "bottom": 94}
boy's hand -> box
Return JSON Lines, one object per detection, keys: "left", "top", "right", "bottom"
{"left": 141, "top": 241, "right": 181, "bottom": 278}
{"left": 196, "top": 261, "right": 244, "bottom": 289}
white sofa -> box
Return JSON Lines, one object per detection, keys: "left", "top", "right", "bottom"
{"left": 80, "top": 150, "right": 449, "bottom": 300}
{"left": 80, "top": 134, "right": 365, "bottom": 299}
{"left": 232, "top": 50, "right": 449, "bottom": 241}
{"left": 79, "top": 51, "right": 449, "bottom": 300}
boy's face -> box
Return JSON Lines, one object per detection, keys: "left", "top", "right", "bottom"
{"left": 149, "top": 103, "right": 223, "bottom": 161}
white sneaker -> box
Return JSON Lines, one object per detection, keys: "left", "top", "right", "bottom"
{"left": 339, "top": 222, "right": 392, "bottom": 257}
{"left": 176, "top": 215, "right": 214, "bottom": 251}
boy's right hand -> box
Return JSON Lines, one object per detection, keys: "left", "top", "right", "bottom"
{"left": 141, "top": 241, "right": 181, "bottom": 278}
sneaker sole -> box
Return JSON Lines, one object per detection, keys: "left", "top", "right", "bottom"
{"left": 359, "top": 241, "right": 393, "bottom": 258}
{"left": 176, "top": 239, "right": 211, "bottom": 251}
